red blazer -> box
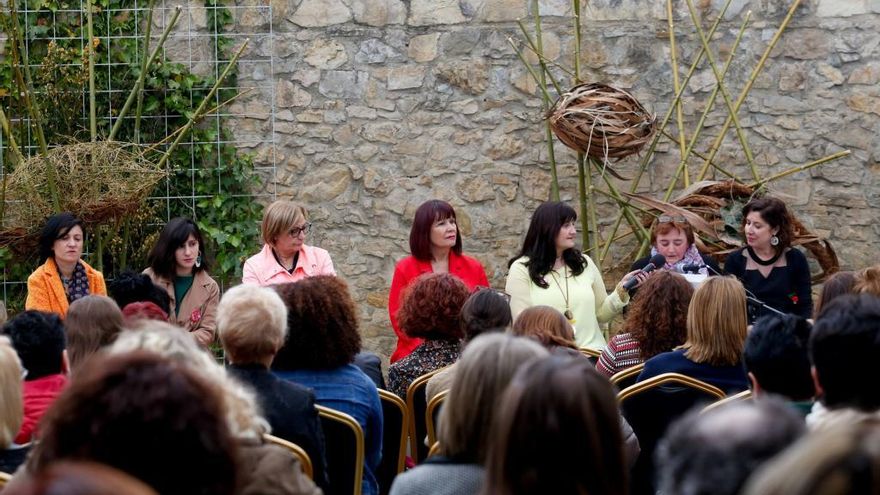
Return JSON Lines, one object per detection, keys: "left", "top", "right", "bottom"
{"left": 388, "top": 252, "right": 489, "bottom": 363}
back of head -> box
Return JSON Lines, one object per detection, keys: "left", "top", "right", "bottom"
{"left": 814, "top": 271, "right": 856, "bottom": 318}
{"left": 624, "top": 271, "right": 693, "bottom": 359}
{"left": 0, "top": 335, "right": 24, "bottom": 448}
{"left": 65, "top": 296, "right": 124, "bottom": 373}
{"left": 107, "top": 271, "right": 171, "bottom": 315}
{"left": 853, "top": 265, "right": 880, "bottom": 298}
{"left": 4, "top": 461, "right": 158, "bottom": 495}
{"left": 459, "top": 288, "right": 512, "bottom": 343}
{"left": 484, "top": 356, "right": 626, "bottom": 495}
{"left": 398, "top": 273, "right": 470, "bottom": 341}
{"left": 685, "top": 276, "right": 748, "bottom": 365}
{"left": 218, "top": 284, "right": 288, "bottom": 365}
{"left": 657, "top": 398, "right": 805, "bottom": 495}
{"left": 742, "top": 419, "right": 880, "bottom": 495}
{"left": 743, "top": 314, "right": 814, "bottom": 401}
{"left": 810, "top": 294, "right": 880, "bottom": 412}
{"left": 2, "top": 310, "right": 66, "bottom": 380}
{"left": 120, "top": 302, "right": 169, "bottom": 324}
{"left": 272, "top": 276, "right": 361, "bottom": 370}
{"left": 440, "top": 334, "right": 548, "bottom": 463}
{"left": 31, "top": 351, "right": 237, "bottom": 495}
{"left": 511, "top": 305, "right": 577, "bottom": 350}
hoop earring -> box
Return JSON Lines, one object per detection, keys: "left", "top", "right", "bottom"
{"left": 770, "top": 236, "right": 779, "bottom": 246}
{"left": 195, "top": 252, "right": 202, "bottom": 268}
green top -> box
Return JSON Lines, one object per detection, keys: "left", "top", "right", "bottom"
{"left": 173, "top": 275, "right": 194, "bottom": 317}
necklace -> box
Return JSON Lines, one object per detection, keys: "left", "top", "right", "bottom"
{"left": 549, "top": 266, "right": 575, "bottom": 324}
{"left": 746, "top": 246, "right": 782, "bottom": 266}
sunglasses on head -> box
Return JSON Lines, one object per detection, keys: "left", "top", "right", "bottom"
{"left": 658, "top": 215, "right": 688, "bottom": 224}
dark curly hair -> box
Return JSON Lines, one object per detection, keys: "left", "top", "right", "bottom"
{"left": 30, "top": 351, "right": 238, "bottom": 495}
{"left": 271, "top": 276, "right": 361, "bottom": 370}
{"left": 741, "top": 196, "right": 795, "bottom": 251}
{"left": 623, "top": 271, "right": 693, "bottom": 359}
{"left": 397, "top": 273, "right": 470, "bottom": 341}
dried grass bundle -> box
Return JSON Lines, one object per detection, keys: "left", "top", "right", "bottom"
{"left": 548, "top": 82, "right": 656, "bottom": 161}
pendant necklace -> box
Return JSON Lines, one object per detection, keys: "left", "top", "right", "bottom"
{"left": 549, "top": 265, "right": 575, "bottom": 324}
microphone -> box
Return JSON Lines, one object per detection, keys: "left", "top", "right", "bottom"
{"left": 623, "top": 254, "right": 666, "bottom": 291}
{"left": 705, "top": 262, "right": 787, "bottom": 318}
{"left": 680, "top": 263, "right": 704, "bottom": 274}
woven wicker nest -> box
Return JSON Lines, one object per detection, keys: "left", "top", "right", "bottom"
{"left": 624, "top": 179, "right": 840, "bottom": 282}
{"left": 0, "top": 141, "right": 166, "bottom": 252}
{"left": 548, "top": 82, "right": 656, "bottom": 161}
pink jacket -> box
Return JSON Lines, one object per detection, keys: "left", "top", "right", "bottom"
{"left": 242, "top": 244, "right": 336, "bottom": 286}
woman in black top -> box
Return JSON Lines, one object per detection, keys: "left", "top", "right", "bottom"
{"left": 724, "top": 196, "right": 812, "bottom": 322}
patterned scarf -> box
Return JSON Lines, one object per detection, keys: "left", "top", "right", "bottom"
{"left": 650, "top": 243, "right": 708, "bottom": 275}
{"left": 60, "top": 261, "right": 91, "bottom": 303}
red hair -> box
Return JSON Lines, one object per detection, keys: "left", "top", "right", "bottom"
{"left": 121, "top": 302, "right": 169, "bottom": 324}
{"left": 398, "top": 273, "right": 469, "bottom": 340}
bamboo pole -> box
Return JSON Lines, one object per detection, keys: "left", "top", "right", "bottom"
{"left": 531, "top": 0, "right": 560, "bottom": 201}
{"left": 143, "top": 89, "right": 252, "bottom": 154}
{"left": 684, "top": 0, "right": 759, "bottom": 182}
{"left": 108, "top": 6, "right": 183, "bottom": 142}
{"left": 666, "top": 0, "right": 688, "bottom": 186}
{"left": 508, "top": 39, "right": 554, "bottom": 102}
{"left": 134, "top": 0, "right": 157, "bottom": 144}
{"left": 661, "top": 130, "right": 740, "bottom": 180}
{"left": 86, "top": 0, "right": 97, "bottom": 141}
{"left": 749, "top": 150, "right": 851, "bottom": 188}
{"left": 0, "top": 107, "right": 25, "bottom": 164}
{"left": 590, "top": 159, "right": 649, "bottom": 243}
{"left": 697, "top": 0, "right": 804, "bottom": 180}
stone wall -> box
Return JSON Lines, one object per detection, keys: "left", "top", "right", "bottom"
{"left": 229, "top": 0, "right": 880, "bottom": 360}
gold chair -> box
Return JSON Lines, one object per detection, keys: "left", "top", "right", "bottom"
{"left": 427, "top": 442, "right": 441, "bottom": 458}
{"left": 316, "top": 405, "right": 365, "bottom": 495}
{"left": 263, "top": 433, "right": 314, "bottom": 480}
{"left": 701, "top": 389, "right": 753, "bottom": 414}
{"left": 609, "top": 363, "right": 646, "bottom": 390}
{"left": 405, "top": 367, "right": 447, "bottom": 464}
{"left": 0, "top": 470, "right": 11, "bottom": 487}
{"left": 377, "top": 389, "right": 407, "bottom": 495}
{"left": 579, "top": 347, "right": 601, "bottom": 358}
{"left": 425, "top": 389, "right": 449, "bottom": 447}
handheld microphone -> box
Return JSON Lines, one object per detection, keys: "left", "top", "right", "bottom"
{"left": 623, "top": 254, "right": 665, "bottom": 291}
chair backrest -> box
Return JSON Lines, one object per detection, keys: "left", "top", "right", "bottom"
{"left": 426, "top": 389, "right": 449, "bottom": 447}
{"left": 376, "top": 389, "right": 407, "bottom": 495}
{"left": 405, "top": 367, "right": 446, "bottom": 464}
{"left": 263, "top": 433, "right": 314, "bottom": 480}
{"left": 618, "top": 373, "right": 725, "bottom": 495}
{"left": 0, "top": 470, "right": 11, "bottom": 487}
{"left": 427, "top": 442, "right": 441, "bottom": 458}
{"left": 701, "top": 389, "right": 753, "bottom": 414}
{"left": 316, "top": 405, "right": 365, "bottom": 495}
{"left": 610, "top": 363, "right": 646, "bottom": 391}
{"left": 578, "top": 346, "right": 600, "bottom": 366}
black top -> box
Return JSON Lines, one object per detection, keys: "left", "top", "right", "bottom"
{"left": 354, "top": 351, "right": 386, "bottom": 390}
{"left": 228, "top": 363, "right": 329, "bottom": 491}
{"left": 0, "top": 445, "right": 29, "bottom": 475}
{"left": 723, "top": 247, "right": 813, "bottom": 323}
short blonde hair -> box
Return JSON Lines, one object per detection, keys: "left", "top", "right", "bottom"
{"left": 0, "top": 335, "right": 23, "bottom": 447}
{"left": 218, "top": 284, "right": 288, "bottom": 363}
{"left": 683, "top": 276, "right": 748, "bottom": 366}
{"left": 261, "top": 200, "right": 307, "bottom": 246}
{"left": 853, "top": 265, "right": 880, "bottom": 297}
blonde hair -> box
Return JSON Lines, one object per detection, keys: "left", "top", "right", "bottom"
{"left": 853, "top": 265, "right": 880, "bottom": 297}
{"left": 511, "top": 306, "right": 577, "bottom": 350}
{"left": 66, "top": 296, "right": 125, "bottom": 373}
{"left": 683, "top": 277, "right": 748, "bottom": 365}
{"left": 109, "top": 321, "right": 269, "bottom": 439}
{"left": 261, "top": 200, "right": 307, "bottom": 247}
{"left": 218, "top": 284, "right": 288, "bottom": 363}
{"left": 0, "top": 335, "right": 24, "bottom": 447}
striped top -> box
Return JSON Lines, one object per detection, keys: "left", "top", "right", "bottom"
{"left": 596, "top": 332, "right": 644, "bottom": 377}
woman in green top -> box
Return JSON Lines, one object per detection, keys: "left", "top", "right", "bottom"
{"left": 505, "top": 202, "right": 648, "bottom": 350}
{"left": 144, "top": 218, "right": 220, "bottom": 347}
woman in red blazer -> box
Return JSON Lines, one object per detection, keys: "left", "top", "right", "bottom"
{"left": 388, "top": 200, "right": 488, "bottom": 363}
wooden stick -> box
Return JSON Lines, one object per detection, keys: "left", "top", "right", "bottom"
{"left": 749, "top": 150, "right": 851, "bottom": 188}
{"left": 667, "top": 0, "right": 688, "bottom": 186}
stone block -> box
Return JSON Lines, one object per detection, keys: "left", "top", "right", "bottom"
{"left": 387, "top": 66, "right": 427, "bottom": 90}
{"left": 356, "top": 39, "right": 401, "bottom": 64}
{"left": 816, "top": 0, "right": 868, "bottom": 17}
{"left": 318, "top": 71, "right": 369, "bottom": 99}
{"left": 303, "top": 39, "right": 348, "bottom": 69}
{"left": 848, "top": 65, "right": 880, "bottom": 85}
{"left": 781, "top": 29, "right": 830, "bottom": 60}
{"left": 276, "top": 80, "right": 313, "bottom": 108}
{"left": 435, "top": 60, "right": 489, "bottom": 95}
{"left": 409, "top": 0, "right": 468, "bottom": 25}
{"left": 457, "top": 176, "right": 496, "bottom": 202}
{"left": 289, "top": 0, "right": 352, "bottom": 26}
{"left": 351, "top": 0, "right": 407, "bottom": 26}
{"left": 296, "top": 166, "right": 352, "bottom": 202}
{"left": 408, "top": 33, "right": 441, "bottom": 62}
{"left": 846, "top": 92, "right": 880, "bottom": 116}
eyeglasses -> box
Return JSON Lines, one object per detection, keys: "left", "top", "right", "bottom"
{"left": 288, "top": 223, "right": 312, "bottom": 237}
{"left": 475, "top": 286, "right": 512, "bottom": 302}
{"left": 658, "top": 215, "right": 688, "bottom": 224}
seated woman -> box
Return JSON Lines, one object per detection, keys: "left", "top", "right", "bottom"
{"left": 144, "top": 218, "right": 220, "bottom": 347}
{"left": 26, "top": 213, "right": 106, "bottom": 317}
{"left": 597, "top": 272, "right": 693, "bottom": 377}
{"left": 390, "top": 334, "right": 549, "bottom": 495}
{"left": 218, "top": 284, "right": 329, "bottom": 492}
{"left": 64, "top": 296, "right": 124, "bottom": 374}
{"left": 272, "top": 276, "right": 382, "bottom": 495}
{"left": 0, "top": 336, "right": 28, "bottom": 475}
{"left": 637, "top": 276, "right": 750, "bottom": 394}
{"left": 814, "top": 270, "right": 855, "bottom": 318}
{"left": 388, "top": 273, "right": 470, "bottom": 399}
{"left": 631, "top": 214, "right": 721, "bottom": 277}
{"left": 483, "top": 356, "right": 629, "bottom": 495}
{"left": 243, "top": 200, "right": 335, "bottom": 286}
{"left": 4, "top": 461, "right": 158, "bottom": 495}
{"left": 511, "top": 305, "right": 583, "bottom": 358}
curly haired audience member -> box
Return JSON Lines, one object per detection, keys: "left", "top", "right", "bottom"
{"left": 64, "top": 296, "right": 124, "bottom": 373}
{"left": 388, "top": 273, "right": 470, "bottom": 399}
{"left": 597, "top": 271, "right": 693, "bottom": 377}
{"left": 106, "top": 270, "right": 171, "bottom": 316}
{"left": 853, "top": 265, "right": 880, "bottom": 297}
{"left": 272, "top": 276, "right": 382, "bottom": 495}
{"left": 0, "top": 336, "right": 28, "bottom": 474}
{"left": 1, "top": 311, "right": 69, "bottom": 445}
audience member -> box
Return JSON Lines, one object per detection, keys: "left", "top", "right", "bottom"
{"left": 483, "top": 356, "right": 628, "bottom": 495}
{"left": 510, "top": 305, "right": 582, "bottom": 358}
{"left": 120, "top": 301, "right": 169, "bottom": 323}
{"left": 637, "top": 277, "right": 749, "bottom": 394}
{"left": 3, "top": 461, "right": 158, "bottom": 495}
{"left": 6, "top": 352, "right": 237, "bottom": 495}
{"left": 272, "top": 276, "right": 382, "bottom": 495}
{"left": 1, "top": 311, "right": 69, "bottom": 445}
{"left": 218, "top": 284, "right": 329, "bottom": 491}
{"left": 390, "top": 334, "right": 548, "bottom": 495}
{"left": 388, "top": 273, "right": 469, "bottom": 399}
{"left": 598, "top": 271, "right": 693, "bottom": 377}
{"left": 853, "top": 264, "right": 880, "bottom": 297}
{"left": 106, "top": 270, "right": 171, "bottom": 316}
{"left": 110, "top": 322, "right": 320, "bottom": 495}
{"left": 0, "top": 336, "right": 28, "bottom": 474}
{"left": 64, "top": 296, "right": 124, "bottom": 373}
{"left": 813, "top": 270, "right": 855, "bottom": 319}
{"left": 743, "top": 314, "right": 815, "bottom": 415}
{"left": 656, "top": 398, "right": 805, "bottom": 495}
{"left": 807, "top": 294, "right": 880, "bottom": 431}
{"left": 426, "top": 287, "right": 512, "bottom": 401}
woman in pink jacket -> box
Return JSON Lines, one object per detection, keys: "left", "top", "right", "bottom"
{"left": 242, "top": 200, "right": 335, "bottom": 286}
